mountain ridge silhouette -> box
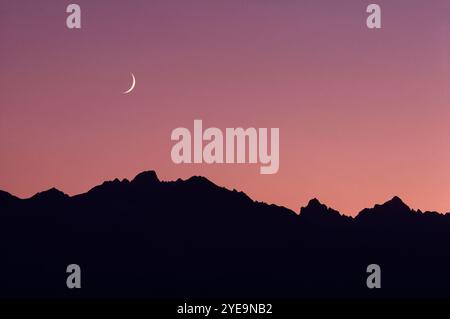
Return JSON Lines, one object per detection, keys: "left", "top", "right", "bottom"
{"left": 1, "top": 170, "right": 448, "bottom": 219}
{"left": 1, "top": 169, "right": 450, "bottom": 298}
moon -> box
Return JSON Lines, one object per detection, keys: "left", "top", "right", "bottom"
{"left": 123, "top": 73, "right": 136, "bottom": 94}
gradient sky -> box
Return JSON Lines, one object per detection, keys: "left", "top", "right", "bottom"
{"left": 1, "top": 0, "right": 449, "bottom": 215}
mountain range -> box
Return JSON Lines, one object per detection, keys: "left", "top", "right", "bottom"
{"left": 1, "top": 170, "right": 450, "bottom": 298}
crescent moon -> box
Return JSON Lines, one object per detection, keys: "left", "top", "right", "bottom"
{"left": 123, "top": 73, "right": 136, "bottom": 94}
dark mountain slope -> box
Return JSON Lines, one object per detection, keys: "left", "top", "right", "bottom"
{"left": 1, "top": 171, "right": 449, "bottom": 298}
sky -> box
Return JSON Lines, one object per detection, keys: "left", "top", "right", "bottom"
{"left": 1, "top": 0, "right": 449, "bottom": 216}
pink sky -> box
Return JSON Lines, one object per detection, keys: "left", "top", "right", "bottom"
{"left": 1, "top": 0, "right": 449, "bottom": 215}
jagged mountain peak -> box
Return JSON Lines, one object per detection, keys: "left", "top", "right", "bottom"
{"left": 299, "top": 198, "right": 350, "bottom": 224}
{"left": 131, "top": 170, "right": 160, "bottom": 185}
{"left": 382, "top": 196, "right": 410, "bottom": 209}
{"left": 30, "top": 187, "right": 68, "bottom": 201}
{"left": 356, "top": 195, "right": 413, "bottom": 223}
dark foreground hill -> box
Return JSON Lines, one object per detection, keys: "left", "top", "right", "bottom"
{"left": 1, "top": 171, "right": 450, "bottom": 298}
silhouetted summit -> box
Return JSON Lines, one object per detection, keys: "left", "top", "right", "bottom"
{"left": 1, "top": 170, "right": 450, "bottom": 299}
{"left": 301, "top": 198, "right": 344, "bottom": 219}
{"left": 299, "top": 198, "right": 352, "bottom": 227}
{"left": 356, "top": 196, "right": 415, "bottom": 227}
{"left": 372, "top": 196, "right": 410, "bottom": 212}
{"left": 131, "top": 170, "right": 159, "bottom": 186}
{"left": 29, "top": 187, "right": 68, "bottom": 202}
